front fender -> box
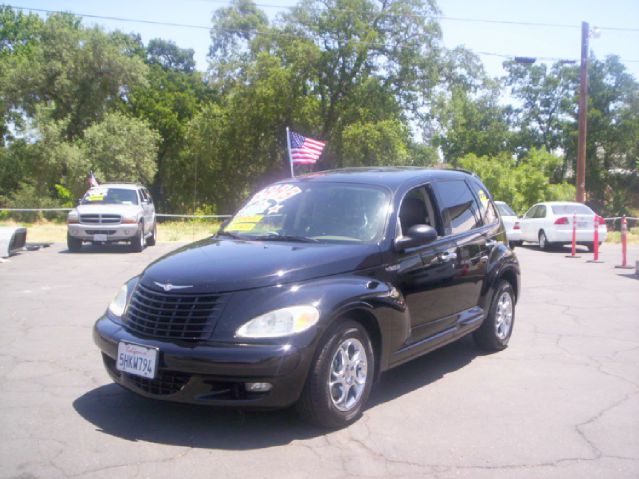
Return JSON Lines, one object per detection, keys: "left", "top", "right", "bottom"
{"left": 212, "top": 275, "right": 409, "bottom": 372}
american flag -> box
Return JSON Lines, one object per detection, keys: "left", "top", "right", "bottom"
{"left": 289, "top": 131, "right": 326, "bottom": 165}
{"left": 87, "top": 171, "right": 99, "bottom": 188}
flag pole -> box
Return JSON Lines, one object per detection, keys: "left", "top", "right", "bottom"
{"left": 286, "top": 127, "right": 295, "bottom": 178}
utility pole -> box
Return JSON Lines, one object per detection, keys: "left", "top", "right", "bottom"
{"left": 576, "top": 21, "right": 589, "bottom": 203}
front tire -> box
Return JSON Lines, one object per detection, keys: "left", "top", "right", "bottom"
{"left": 130, "top": 224, "right": 145, "bottom": 253}
{"left": 474, "top": 281, "right": 515, "bottom": 351}
{"left": 146, "top": 222, "right": 157, "bottom": 246}
{"left": 67, "top": 234, "right": 82, "bottom": 252}
{"left": 538, "top": 230, "right": 551, "bottom": 251}
{"left": 296, "top": 320, "right": 374, "bottom": 429}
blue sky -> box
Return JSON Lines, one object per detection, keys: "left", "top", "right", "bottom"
{"left": 5, "top": 0, "right": 639, "bottom": 79}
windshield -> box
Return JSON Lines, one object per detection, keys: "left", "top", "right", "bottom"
{"left": 223, "top": 183, "right": 390, "bottom": 243}
{"left": 551, "top": 204, "right": 593, "bottom": 215}
{"left": 496, "top": 203, "right": 517, "bottom": 216}
{"left": 81, "top": 187, "right": 139, "bottom": 205}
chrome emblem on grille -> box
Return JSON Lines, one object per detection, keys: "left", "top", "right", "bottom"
{"left": 153, "top": 281, "right": 193, "bottom": 292}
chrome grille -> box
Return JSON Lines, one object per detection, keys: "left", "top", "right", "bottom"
{"left": 80, "top": 214, "right": 121, "bottom": 224}
{"left": 85, "top": 230, "right": 116, "bottom": 235}
{"left": 124, "top": 283, "right": 227, "bottom": 341}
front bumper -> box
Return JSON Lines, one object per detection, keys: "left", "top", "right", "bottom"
{"left": 93, "top": 316, "right": 312, "bottom": 408}
{"left": 68, "top": 224, "right": 139, "bottom": 242}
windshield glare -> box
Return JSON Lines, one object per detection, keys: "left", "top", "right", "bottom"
{"left": 496, "top": 203, "right": 517, "bottom": 216}
{"left": 224, "top": 183, "right": 390, "bottom": 243}
{"left": 81, "top": 187, "right": 139, "bottom": 205}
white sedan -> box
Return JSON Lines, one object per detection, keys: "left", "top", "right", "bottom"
{"left": 520, "top": 201, "right": 607, "bottom": 251}
{"left": 495, "top": 201, "right": 522, "bottom": 248}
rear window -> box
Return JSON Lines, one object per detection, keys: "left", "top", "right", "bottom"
{"left": 496, "top": 203, "right": 517, "bottom": 216}
{"left": 551, "top": 204, "right": 593, "bottom": 215}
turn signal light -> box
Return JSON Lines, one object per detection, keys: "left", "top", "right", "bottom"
{"left": 554, "top": 217, "right": 569, "bottom": 225}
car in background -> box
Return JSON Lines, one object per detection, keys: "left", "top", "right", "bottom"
{"left": 67, "top": 183, "right": 157, "bottom": 253}
{"left": 495, "top": 201, "right": 521, "bottom": 249}
{"left": 519, "top": 201, "right": 606, "bottom": 251}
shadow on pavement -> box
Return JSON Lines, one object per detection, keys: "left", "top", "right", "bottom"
{"left": 519, "top": 243, "right": 591, "bottom": 255}
{"left": 59, "top": 243, "right": 138, "bottom": 254}
{"left": 73, "top": 337, "right": 481, "bottom": 448}
{"left": 616, "top": 272, "right": 639, "bottom": 281}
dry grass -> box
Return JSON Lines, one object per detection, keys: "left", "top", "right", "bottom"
{"left": 0, "top": 220, "right": 221, "bottom": 243}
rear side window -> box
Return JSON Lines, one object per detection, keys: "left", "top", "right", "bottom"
{"left": 469, "top": 182, "right": 499, "bottom": 225}
{"left": 433, "top": 180, "right": 481, "bottom": 235}
{"left": 535, "top": 205, "right": 547, "bottom": 218}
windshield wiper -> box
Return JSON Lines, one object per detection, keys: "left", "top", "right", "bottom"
{"left": 216, "top": 230, "right": 245, "bottom": 240}
{"left": 253, "top": 233, "right": 319, "bottom": 243}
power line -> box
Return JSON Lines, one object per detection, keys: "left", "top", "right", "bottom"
{"left": 4, "top": 4, "right": 639, "bottom": 64}
{"left": 6, "top": 3, "right": 639, "bottom": 33}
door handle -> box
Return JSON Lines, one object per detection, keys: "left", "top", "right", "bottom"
{"left": 438, "top": 251, "right": 457, "bottom": 262}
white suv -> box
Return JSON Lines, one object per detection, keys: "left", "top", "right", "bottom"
{"left": 67, "top": 184, "right": 157, "bottom": 252}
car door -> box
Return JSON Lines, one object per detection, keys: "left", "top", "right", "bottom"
{"left": 393, "top": 184, "right": 459, "bottom": 343}
{"left": 521, "top": 205, "right": 539, "bottom": 241}
{"left": 143, "top": 188, "right": 156, "bottom": 231}
{"left": 394, "top": 180, "right": 485, "bottom": 344}
{"left": 138, "top": 189, "right": 153, "bottom": 234}
{"left": 431, "top": 180, "right": 486, "bottom": 317}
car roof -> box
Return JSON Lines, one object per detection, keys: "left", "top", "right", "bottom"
{"left": 88, "top": 183, "right": 142, "bottom": 190}
{"left": 281, "top": 167, "right": 478, "bottom": 191}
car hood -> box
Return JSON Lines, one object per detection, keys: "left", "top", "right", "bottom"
{"left": 140, "top": 238, "right": 383, "bottom": 293}
{"left": 75, "top": 204, "right": 140, "bottom": 216}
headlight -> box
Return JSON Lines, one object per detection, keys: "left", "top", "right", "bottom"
{"left": 108, "top": 283, "right": 129, "bottom": 317}
{"left": 121, "top": 214, "right": 138, "bottom": 224}
{"left": 236, "top": 305, "right": 320, "bottom": 338}
{"left": 67, "top": 210, "right": 79, "bottom": 224}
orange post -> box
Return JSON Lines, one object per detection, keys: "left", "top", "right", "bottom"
{"left": 566, "top": 212, "right": 581, "bottom": 258}
{"left": 571, "top": 213, "right": 577, "bottom": 256}
{"left": 616, "top": 215, "right": 633, "bottom": 269}
{"left": 593, "top": 216, "right": 599, "bottom": 261}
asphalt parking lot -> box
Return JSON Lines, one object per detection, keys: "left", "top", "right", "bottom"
{"left": 1, "top": 241, "right": 638, "bottom": 478}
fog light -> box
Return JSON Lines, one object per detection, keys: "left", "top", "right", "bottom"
{"left": 245, "top": 382, "right": 272, "bottom": 392}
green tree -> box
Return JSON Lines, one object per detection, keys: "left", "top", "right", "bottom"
{"left": 503, "top": 59, "right": 577, "bottom": 158}
{"left": 81, "top": 112, "right": 159, "bottom": 189}
{"left": 434, "top": 84, "right": 512, "bottom": 163}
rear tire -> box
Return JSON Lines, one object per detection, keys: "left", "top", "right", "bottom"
{"left": 67, "top": 234, "right": 82, "bottom": 252}
{"left": 474, "top": 281, "right": 515, "bottom": 351}
{"left": 509, "top": 241, "right": 522, "bottom": 249}
{"left": 130, "top": 224, "right": 145, "bottom": 253}
{"left": 296, "top": 320, "right": 374, "bottom": 429}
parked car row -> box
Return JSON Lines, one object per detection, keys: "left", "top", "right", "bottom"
{"left": 495, "top": 200, "right": 607, "bottom": 251}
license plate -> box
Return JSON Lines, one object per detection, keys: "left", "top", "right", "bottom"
{"left": 93, "top": 234, "right": 108, "bottom": 241}
{"left": 577, "top": 222, "right": 588, "bottom": 228}
{"left": 116, "top": 342, "right": 158, "bottom": 379}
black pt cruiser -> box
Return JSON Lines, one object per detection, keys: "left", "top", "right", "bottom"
{"left": 94, "top": 168, "right": 520, "bottom": 428}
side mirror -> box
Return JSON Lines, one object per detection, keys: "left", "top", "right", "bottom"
{"left": 394, "top": 224, "right": 437, "bottom": 252}
{"left": 76, "top": 198, "right": 82, "bottom": 206}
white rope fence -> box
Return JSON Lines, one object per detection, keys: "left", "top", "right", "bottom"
{"left": 1, "top": 208, "right": 231, "bottom": 219}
